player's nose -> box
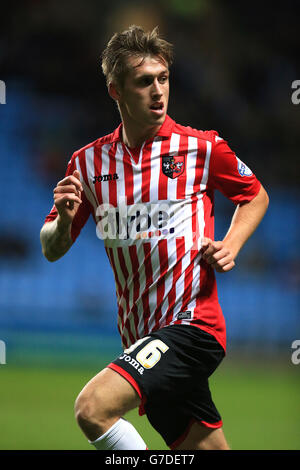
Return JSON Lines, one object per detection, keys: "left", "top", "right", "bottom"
{"left": 151, "top": 79, "right": 163, "bottom": 98}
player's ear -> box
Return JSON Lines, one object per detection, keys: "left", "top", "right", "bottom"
{"left": 108, "top": 82, "right": 121, "bottom": 102}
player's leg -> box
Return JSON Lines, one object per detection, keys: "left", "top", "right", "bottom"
{"left": 174, "top": 422, "right": 230, "bottom": 450}
{"left": 125, "top": 325, "right": 227, "bottom": 451}
{"left": 74, "top": 367, "right": 147, "bottom": 449}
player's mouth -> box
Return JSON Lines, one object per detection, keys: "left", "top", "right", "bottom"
{"left": 149, "top": 102, "right": 164, "bottom": 116}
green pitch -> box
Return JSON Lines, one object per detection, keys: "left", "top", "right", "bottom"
{"left": 0, "top": 356, "right": 299, "bottom": 450}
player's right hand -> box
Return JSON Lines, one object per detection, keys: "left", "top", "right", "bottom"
{"left": 53, "top": 170, "right": 83, "bottom": 225}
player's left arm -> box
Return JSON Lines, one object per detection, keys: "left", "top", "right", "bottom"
{"left": 201, "top": 185, "right": 269, "bottom": 273}
{"left": 202, "top": 133, "right": 269, "bottom": 273}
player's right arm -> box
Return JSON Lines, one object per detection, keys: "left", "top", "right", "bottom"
{"left": 40, "top": 170, "right": 83, "bottom": 262}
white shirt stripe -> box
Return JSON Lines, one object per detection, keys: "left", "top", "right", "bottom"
{"left": 75, "top": 153, "right": 97, "bottom": 212}
{"left": 149, "top": 137, "right": 162, "bottom": 203}
{"left": 200, "top": 140, "right": 212, "bottom": 191}
{"left": 167, "top": 132, "right": 181, "bottom": 201}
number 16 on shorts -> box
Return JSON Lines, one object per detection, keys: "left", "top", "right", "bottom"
{"left": 120, "top": 337, "right": 169, "bottom": 372}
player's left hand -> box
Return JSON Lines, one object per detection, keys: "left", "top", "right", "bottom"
{"left": 201, "top": 237, "right": 235, "bottom": 273}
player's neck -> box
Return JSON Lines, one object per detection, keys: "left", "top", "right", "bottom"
{"left": 121, "top": 124, "right": 159, "bottom": 149}
{"left": 118, "top": 102, "right": 163, "bottom": 149}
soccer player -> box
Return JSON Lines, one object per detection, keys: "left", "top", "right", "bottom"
{"left": 40, "top": 25, "right": 269, "bottom": 450}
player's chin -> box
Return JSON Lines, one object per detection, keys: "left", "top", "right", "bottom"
{"left": 148, "top": 111, "right": 166, "bottom": 126}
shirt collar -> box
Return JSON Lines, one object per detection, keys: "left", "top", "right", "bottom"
{"left": 110, "top": 115, "right": 175, "bottom": 143}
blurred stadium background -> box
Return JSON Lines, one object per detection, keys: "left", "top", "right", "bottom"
{"left": 0, "top": 0, "right": 299, "bottom": 450}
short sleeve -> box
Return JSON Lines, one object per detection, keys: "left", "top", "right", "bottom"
{"left": 44, "top": 153, "right": 93, "bottom": 242}
{"left": 208, "top": 135, "right": 261, "bottom": 205}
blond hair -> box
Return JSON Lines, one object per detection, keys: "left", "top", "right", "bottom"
{"left": 101, "top": 25, "right": 173, "bottom": 87}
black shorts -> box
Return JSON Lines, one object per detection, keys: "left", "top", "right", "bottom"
{"left": 108, "top": 324, "right": 225, "bottom": 449}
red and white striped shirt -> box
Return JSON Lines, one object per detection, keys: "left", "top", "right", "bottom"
{"left": 45, "top": 115, "right": 261, "bottom": 351}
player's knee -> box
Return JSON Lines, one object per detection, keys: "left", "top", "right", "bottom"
{"left": 75, "top": 391, "right": 97, "bottom": 431}
{"left": 74, "top": 387, "right": 112, "bottom": 434}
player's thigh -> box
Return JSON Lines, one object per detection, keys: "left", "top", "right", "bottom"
{"left": 174, "top": 422, "right": 230, "bottom": 450}
{"left": 76, "top": 367, "right": 140, "bottom": 418}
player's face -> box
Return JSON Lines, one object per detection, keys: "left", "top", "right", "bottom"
{"left": 117, "top": 55, "right": 169, "bottom": 131}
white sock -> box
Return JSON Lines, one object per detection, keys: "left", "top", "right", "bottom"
{"left": 90, "top": 418, "right": 147, "bottom": 450}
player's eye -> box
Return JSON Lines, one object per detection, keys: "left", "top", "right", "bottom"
{"left": 159, "top": 75, "right": 168, "bottom": 83}
{"left": 138, "top": 76, "right": 153, "bottom": 87}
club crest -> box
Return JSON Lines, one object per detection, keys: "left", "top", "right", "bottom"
{"left": 162, "top": 155, "right": 185, "bottom": 179}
